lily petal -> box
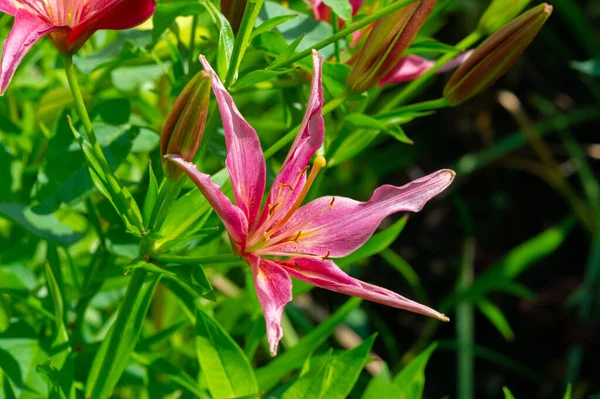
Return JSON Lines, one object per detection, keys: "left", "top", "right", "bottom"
{"left": 280, "top": 257, "right": 449, "bottom": 321}
{"left": 248, "top": 254, "right": 293, "bottom": 356}
{"left": 0, "top": 10, "right": 57, "bottom": 95}
{"left": 260, "top": 50, "right": 324, "bottom": 229}
{"left": 263, "top": 169, "right": 455, "bottom": 258}
{"left": 164, "top": 155, "right": 248, "bottom": 247}
{"left": 0, "top": 0, "right": 17, "bottom": 15}
{"left": 379, "top": 52, "right": 473, "bottom": 86}
{"left": 93, "top": 0, "right": 156, "bottom": 30}
{"left": 199, "top": 55, "right": 266, "bottom": 225}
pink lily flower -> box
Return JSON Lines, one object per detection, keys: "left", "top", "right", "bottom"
{"left": 166, "top": 51, "right": 455, "bottom": 356}
{"left": 308, "top": 0, "right": 364, "bottom": 25}
{"left": 0, "top": 0, "right": 156, "bottom": 94}
{"left": 379, "top": 52, "right": 473, "bottom": 86}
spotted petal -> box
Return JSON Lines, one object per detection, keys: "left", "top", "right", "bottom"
{"left": 0, "top": 10, "right": 57, "bottom": 95}
{"left": 279, "top": 257, "right": 449, "bottom": 321}
{"left": 262, "top": 169, "right": 455, "bottom": 258}
{"left": 247, "top": 254, "right": 293, "bottom": 356}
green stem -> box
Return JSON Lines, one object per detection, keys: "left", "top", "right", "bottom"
{"left": 151, "top": 253, "right": 242, "bottom": 265}
{"left": 63, "top": 55, "right": 144, "bottom": 232}
{"left": 456, "top": 237, "right": 476, "bottom": 399}
{"left": 380, "top": 97, "right": 448, "bottom": 116}
{"left": 383, "top": 30, "right": 483, "bottom": 110}
{"left": 331, "top": 13, "right": 341, "bottom": 63}
{"left": 224, "top": 0, "right": 265, "bottom": 87}
{"left": 188, "top": 15, "right": 198, "bottom": 74}
{"left": 150, "top": 178, "right": 183, "bottom": 231}
{"left": 263, "top": 90, "right": 349, "bottom": 159}
{"left": 267, "top": 0, "right": 420, "bottom": 70}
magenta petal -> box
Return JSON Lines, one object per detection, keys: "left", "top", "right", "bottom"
{"left": 164, "top": 155, "right": 248, "bottom": 248}
{"left": 264, "top": 169, "right": 455, "bottom": 258}
{"left": 93, "top": 0, "right": 156, "bottom": 30}
{"left": 199, "top": 55, "right": 266, "bottom": 225}
{"left": 247, "top": 254, "right": 293, "bottom": 356}
{"left": 0, "top": 10, "right": 56, "bottom": 95}
{"left": 259, "top": 50, "right": 324, "bottom": 229}
{"left": 280, "top": 257, "right": 449, "bottom": 321}
{"left": 0, "top": 0, "right": 17, "bottom": 15}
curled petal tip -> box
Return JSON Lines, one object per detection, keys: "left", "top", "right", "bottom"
{"left": 543, "top": 4, "right": 553, "bottom": 14}
{"left": 440, "top": 314, "right": 450, "bottom": 322}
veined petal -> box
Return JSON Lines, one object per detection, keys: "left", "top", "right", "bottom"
{"left": 263, "top": 169, "right": 455, "bottom": 258}
{"left": 93, "top": 0, "right": 155, "bottom": 30}
{"left": 0, "top": 0, "right": 17, "bottom": 15}
{"left": 260, "top": 50, "right": 324, "bottom": 229}
{"left": 279, "top": 257, "right": 449, "bottom": 321}
{"left": 247, "top": 254, "right": 293, "bottom": 356}
{"left": 199, "top": 55, "right": 266, "bottom": 225}
{"left": 0, "top": 10, "right": 57, "bottom": 95}
{"left": 164, "top": 155, "right": 248, "bottom": 247}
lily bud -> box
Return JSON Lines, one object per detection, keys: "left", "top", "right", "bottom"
{"left": 161, "top": 71, "right": 211, "bottom": 180}
{"left": 221, "top": 0, "right": 247, "bottom": 34}
{"left": 478, "top": 0, "right": 531, "bottom": 34}
{"left": 346, "top": 0, "right": 436, "bottom": 93}
{"left": 444, "top": 3, "right": 552, "bottom": 106}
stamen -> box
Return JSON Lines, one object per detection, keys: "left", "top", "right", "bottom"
{"left": 268, "top": 202, "right": 280, "bottom": 215}
{"left": 265, "top": 156, "right": 326, "bottom": 236}
{"left": 292, "top": 230, "right": 302, "bottom": 243}
{"left": 329, "top": 197, "right": 335, "bottom": 209}
{"left": 279, "top": 183, "right": 293, "bottom": 192}
{"left": 321, "top": 250, "right": 331, "bottom": 261}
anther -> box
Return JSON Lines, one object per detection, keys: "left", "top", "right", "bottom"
{"left": 279, "top": 183, "right": 293, "bottom": 192}
{"left": 298, "top": 165, "right": 310, "bottom": 175}
{"left": 268, "top": 202, "right": 280, "bottom": 215}
{"left": 329, "top": 197, "right": 335, "bottom": 209}
{"left": 321, "top": 250, "right": 331, "bottom": 261}
{"left": 293, "top": 230, "right": 302, "bottom": 243}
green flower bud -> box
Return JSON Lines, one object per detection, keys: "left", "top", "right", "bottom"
{"left": 444, "top": 3, "right": 552, "bottom": 107}
{"left": 221, "top": 0, "right": 247, "bottom": 34}
{"left": 161, "top": 71, "right": 211, "bottom": 181}
{"left": 478, "top": 0, "right": 531, "bottom": 34}
{"left": 346, "top": 0, "right": 436, "bottom": 93}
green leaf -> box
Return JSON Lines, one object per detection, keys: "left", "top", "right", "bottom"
{"left": 321, "top": 335, "right": 376, "bottom": 399}
{"left": 393, "top": 343, "right": 437, "bottom": 399}
{"left": 362, "top": 365, "right": 401, "bottom": 399}
{"left": 563, "top": 384, "right": 572, "bottom": 399}
{"left": 503, "top": 387, "right": 516, "bottom": 399}
{"left": 195, "top": 309, "right": 259, "bottom": 399}
{"left": 0, "top": 203, "right": 83, "bottom": 246}
{"left": 152, "top": 1, "right": 204, "bottom": 42}
{"left": 282, "top": 351, "right": 332, "bottom": 399}
{"left": 570, "top": 59, "right": 600, "bottom": 77}
{"left": 143, "top": 164, "right": 159, "bottom": 229}
{"left": 86, "top": 271, "right": 160, "bottom": 399}
{"left": 251, "top": 14, "right": 298, "bottom": 40}
{"left": 256, "top": 297, "right": 362, "bottom": 391}
{"left": 477, "top": 299, "right": 515, "bottom": 341}
{"left": 201, "top": 0, "right": 235, "bottom": 80}
{"left": 231, "top": 68, "right": 297, "bottom": 91}
{"left": 322, "top": 0, "right": 352, "bottom": 21}
{"left": 406, "top": 38, "right": 459, "bottom": 57}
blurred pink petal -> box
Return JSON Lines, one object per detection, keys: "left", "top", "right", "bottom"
{"left": 380, "top": 52, "right": 473, "bottom": 86}
{"left": 0, "top": 0, "right": 155, "bottom": 94}
{"left": 0, "top": 10, "right": 58, "bottom": 95}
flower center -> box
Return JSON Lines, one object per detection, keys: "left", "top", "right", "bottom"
{"left": 16, "top": 0, "right": 101, "bottom": 26}
{"left": 245, "top": 155, "right": 327, "bottom": 253}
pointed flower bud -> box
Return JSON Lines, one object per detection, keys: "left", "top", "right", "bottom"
{"left": 478, "top": 0, "right": 531, "bottom": 34}
{"left": 221, "top": 0, "right": 247, "bottom": 34}
{"left": 444, "top": 3, "right": 552, "bottom": 106}
{"left": 161, "top": 71, "right": 211, "bottom": 180}
{"left": 346, "top": 0, "right": 437, "bottom": 93}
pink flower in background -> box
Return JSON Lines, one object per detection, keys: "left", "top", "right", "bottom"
{"left": 309, "top": 0, "right": 364, "bottom": 25}
{"left": 0, "top": 0, "right": 156, "bottom": 94}
{"left": 167, "top": 51, "right": 455, "bottom": 356}
{"left": 379, "top": 51, "right": 473, "bottom": 86}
